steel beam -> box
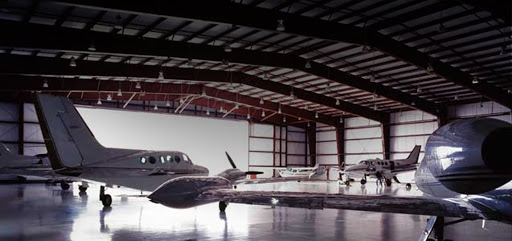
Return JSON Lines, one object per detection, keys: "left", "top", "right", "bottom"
{"left": 0, "top": 75, "right": 339, "bottom": 127}
{"left": 47, "top": 1, "right": 512, "bottom": 109}
{"left": 0, "top": 55, "right": 385, "bottom": 122}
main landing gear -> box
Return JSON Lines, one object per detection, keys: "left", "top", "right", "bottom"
{"left": 100, "top": 186, "right": 112, "bottom": 207}
{"left": 78, "top": 181, "right": 89, "bottom": 192}
{"left": 60, "top": 182, "right": 70, "bottom": 190}
{"left": 360, "top": 175, "right": 367, "bottom": 185}
{"left": 419, "top": 216, "right": 461, "bottom": 241}
{"left": 385, "top": 178, "right": 392, "bottom": 187}
{"left": 219, "top": 201, "right": 228, "bottom": 212}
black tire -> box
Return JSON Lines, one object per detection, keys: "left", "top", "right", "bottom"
{"left": 60, "top": 182, "right": 70, "bottom": 190}
{"left": 344, "top": 181, "right": 350, "bottom": 186}
{"left": 405, "top": 183, "right": 412, "bottom": 190}
{"left": 78, "top": 186, "right": 87, "bottom": 192}
{"left": 219, "top": 201, "right": 227, "bottom": 212}
{"left": 385, "top": 179, "right": 392, "bottom": 187}
{"left": 102, "top": 194, "right": 112, "bottom": 207}
{"left": 360, "top": 179, "right": 367, "bottom": 185}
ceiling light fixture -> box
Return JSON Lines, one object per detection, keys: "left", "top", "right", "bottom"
{"left": 114, "top": 15, "right": 123, "bottom": 30}
{"left": 97, "top": 97, "right": 102, "bottom": 105}
{"left": 283, "top": 116, "right": 286, "bottom": 123}
{"left": 278, "top": 105, "right": 282, "bottom": 114}
{"left": 158, "top": 70, "right": 164, "bottom": 80}
{"left": 374, "top": 104, "right": 378, "bottom": 110}
{"left": 88, "top": 42, "right": 96, "bottom": 51}
{"left": 315, "top": 112, "right": 319, "bottom": 119}
{"left": 370, "top": 75, "right": 376, "bottom": 82}
{"left": 362, "top": 45, "right": 370, "bottom": 53}
{"left": 472, "top": 76, "right": 479, "bottom": 84}
{"left": 206, "top": 109, "right": 210, "bottom": 115}
{"left": 426, "top": 63, "right": 434, "bottom": 74}
{"left": 276, "top": 19, "right": 285, "bottom": 31}
{"left": 107, "top": 94, "right": 113, "bottom": 101}
{"left": 69, "top": 57, "right": 77, "bottom": 67}
{"left": 154, "top": 104, "right": 158, "bottom": 110}
{"left": 260, "top": 98, "right": 264, "bottom": 105}
{"left": 135, "top": 81, "right": 142, "bottom": 89}
{"left": 411, "top": 101, "right": 416, "bottom": 106}
{"left": 42, "top": 79, "right": 49, "bottom": 88}
{"left": 117, "top": 88, "right": 122, "bottom": 97}
{"left": 340, "top": 117, "right": 343, "bottom": 123}
{"left": 305, "top": 60, "right": 312, "bottom": 69}
{"left": 247, "top": 113, "right": 251, "bottom": 120}
{"left": 263, "top": 73, "right": 269, "bottom": 80}
{"left": 417, "top": 86, "right": 422, "bottom": 93}
{"left": 335, "top": 98, "right": 340, "bottom": 106}
{"left": 290, "top": 89, "right": 295, "bottom": 99}
{"left": 165, "top": 101, "right": 171, "bottom": 107}
{"left": 261, "top": 110, "right": 266, "bottom": 117}
{"left": 224, "top": 45, "right": 232, "bottom": 53}
{"left": 454, "top": 95, "right": 459, "bottom": 100}
{"left": 179, "top": 98, "right": 184, "bottom": 104}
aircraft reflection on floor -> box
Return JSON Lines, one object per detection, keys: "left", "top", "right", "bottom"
{"left": 0, "top": 183, "right": 510, "bottom": 241}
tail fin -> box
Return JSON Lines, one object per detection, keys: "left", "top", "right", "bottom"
{"left": 34, "top": 94, "right": 107, "bottom": 169}
{"left": 404, "top": 145, "right": 421, "bottom": 164}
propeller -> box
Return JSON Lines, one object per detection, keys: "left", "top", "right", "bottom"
{"left": 225, "top": 152, "right": 263, "bottom": 175}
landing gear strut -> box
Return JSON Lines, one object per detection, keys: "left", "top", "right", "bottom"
{"left": 385, "top": 178, "right": 392, "bottom": 187}
{"left": 360, "top": 175, "right": 367, "bottom": 185}
{"left": 60, "top": 182, "right": 70, "bottom": 190}
{"left": 78, "top": 181, "right": 89, "bottom": 192}
{"left": 419, "top": 216, "right": 445, "bottom": 241}
{"left": 219, "top": 201, "right": 228, "bottom": 212}
{"left": 99, "top": 186, "right": 112, "bottom": 207}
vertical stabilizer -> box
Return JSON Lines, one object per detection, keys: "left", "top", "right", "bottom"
{"left": 34, "top": 94, "right": 107, "bottom": 169}
{"left": 404, "top": 145, "right": 421, "bottom": 164}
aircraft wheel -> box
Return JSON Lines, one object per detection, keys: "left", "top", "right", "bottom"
{"left": 102, "top": 194, "right": 112, "bottom": 207}
{"left": 405, "top": 183, "right": 412, "bottom": 190}
{"left": 385, "top": 179, "right": 392, "bottom": 187}
{"left": 344, "top": 180, "right": 350, "bottom": 186}
{"left": 60, "top": 182, "right": 70, "bottom": 190}
{"left": 219, "top": 201, "right": 228, "bottom": 212}
{"left": 78, "top": 185, "right": 87, "bottom": 192}
{"left": 360, "top": 179, "right": 367, "bottom": 185}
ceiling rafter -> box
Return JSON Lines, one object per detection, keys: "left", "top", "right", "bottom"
{"left": 2, "top": 75, "right": 338, "bottom": 127}
{"left": 0, "top": 20, "right": 440, "bottom": 117}
{"left": 0, "top": 55, "right": 384, "bottom": 123}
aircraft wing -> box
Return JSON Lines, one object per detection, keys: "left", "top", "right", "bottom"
{"left": 197, "top": 189, "right": 489, "bottom": 220}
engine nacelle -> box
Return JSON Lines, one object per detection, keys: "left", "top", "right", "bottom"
{"left": 424, "top": 118, "right": 512, "bottom": 194}
{"left": 148, "top": 176, "right": 232, "bottom": 208}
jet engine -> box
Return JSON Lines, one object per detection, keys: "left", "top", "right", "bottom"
{"left": 424, "top": 118, "right": 512, "bottom": 194}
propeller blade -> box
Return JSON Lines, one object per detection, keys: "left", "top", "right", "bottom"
{"left": 225, "top": 151, "right": 237, "bottom": 169}
{"left": 393, "top": 176, "right": 401, "bottom": 183}
{"left": 245, "top": 171, "right": 264, "bottom": 175}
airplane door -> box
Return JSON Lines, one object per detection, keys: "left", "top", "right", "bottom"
{"left": 390, "top": 161, "right": 395, "bottom": 171}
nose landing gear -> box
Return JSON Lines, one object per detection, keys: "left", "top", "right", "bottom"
{"left": 100, "top": 186, "right": 112, "bottom": 207}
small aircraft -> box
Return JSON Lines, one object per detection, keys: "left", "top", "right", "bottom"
{"left": 0, "top": 143, "right": 54, "bottom": 183}
{"left": 274, "top": 163, "right": 326, "bottom": 179}
{"left": 339, "top": 145, "right": 421, "bottom": 188}
{"left": 34, "top": 94, "right": 260, "bottom": 207}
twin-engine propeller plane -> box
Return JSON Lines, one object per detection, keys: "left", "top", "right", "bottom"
{"left": 339, "top": 145, "right": 421, "bottom": 188}
{"left": 0, "top": 143, "right": 53, "bottom": 183}
{"left": 36, "top": 94, "right": 512, "bottom": 240}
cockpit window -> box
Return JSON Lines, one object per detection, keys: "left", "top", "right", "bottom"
{"left": 166, "top": 155, "right": 172, "bottom": 162}
{"left": 174, "top": 155, "right": 181, "bottom": 163}
{"left": 159, "top": 156, "right": 165, "bottom": 164}
{"left": 140, "top": 157, "right": 146, "bottom": 164}
{"left": 148, "top": 156, "right": 156, "bottom": 164}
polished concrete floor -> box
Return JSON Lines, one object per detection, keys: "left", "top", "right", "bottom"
{"left": 0, "top": 181, "right": 511, "bottom": 241}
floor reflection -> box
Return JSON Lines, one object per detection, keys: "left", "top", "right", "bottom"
{"left": 0, "top": 182, "right": 510, "bottom": 241}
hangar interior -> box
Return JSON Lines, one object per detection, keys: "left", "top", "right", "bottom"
{"left": 0, "top": 0, "right": 511, "bottom": 240}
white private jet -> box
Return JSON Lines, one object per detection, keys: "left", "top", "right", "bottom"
{"left": 274, "top": 163, "right": 326, "bottom": 179}
{"left": 338, "top": 145, "right": 421, "bottom": 188}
